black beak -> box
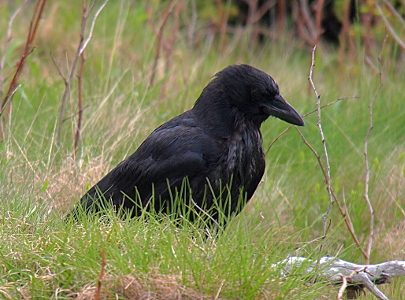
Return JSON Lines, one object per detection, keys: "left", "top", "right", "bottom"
{"left": 261, "top": 95, "right": 304, "bottom": 126}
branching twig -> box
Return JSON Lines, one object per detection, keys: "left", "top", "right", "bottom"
{"left": 0, "top": 0, "right": 30, "bottom": 99}
{"left": 338, "top": 272, "right": 352, "bottom": 300}
{"left": 308, "top": 45, "right": 333, "bottom": 238}
{"left": 292, "top": 46, "right": 370, "bottom": 259}
{"left": 0, "top": 0, "right": 46, "bottom": 139}
{"left": 265, "top": 96, "right": 358, "bottom": 156}
{"left": 56, "top": 0, "right": 109, "bottom": 145}
{"left": 294, "top": 128, "right": 367, "bottom": 258}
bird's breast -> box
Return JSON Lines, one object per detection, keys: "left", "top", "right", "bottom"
{"left": 225, "top": 126, "right": 264, "bottom": 185}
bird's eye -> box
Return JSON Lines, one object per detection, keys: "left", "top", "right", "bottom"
{"left": 251, "top": 90, "right": 260, "bottom": 99}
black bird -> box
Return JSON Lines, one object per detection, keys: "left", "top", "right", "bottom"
{"left": 70, "top": 64, "right": 304, "bottom": 226}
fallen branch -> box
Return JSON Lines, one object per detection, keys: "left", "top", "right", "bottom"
{"left": 275, "top": 256, "right": 405, "bottom": 300}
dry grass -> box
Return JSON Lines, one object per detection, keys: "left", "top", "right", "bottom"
{"left": 74, "top": 274, "right": 206, "bottom": 300}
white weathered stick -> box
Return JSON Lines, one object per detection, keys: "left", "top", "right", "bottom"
{"left": 274, "top": 256, "right": 405, "bottom": 300}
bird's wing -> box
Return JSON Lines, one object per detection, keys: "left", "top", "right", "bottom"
{"left": 83, "top": 113, "right": 223, "bottom": 210}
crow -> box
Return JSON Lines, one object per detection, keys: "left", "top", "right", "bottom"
{"left": 69, "top": 64, "right": 304, "bottom": 226}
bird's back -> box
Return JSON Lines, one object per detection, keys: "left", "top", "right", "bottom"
{"left": 75, "top": 109, "right": 265, "bottom": 223}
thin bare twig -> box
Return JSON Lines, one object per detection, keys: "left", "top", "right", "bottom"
{"left": 294, "top": 47, "right": 369, "bottom": 258}
{"left": 265, "top": 96, "right": 358, "bottom": 156}
{"left": 375, "top": 3, "right": 405, "bottom": 50}
{"left": 302, "top": 96, "right": 359, "bottom": 118}
{"left": 80, "top": 0, "right": 109, "bottom": 55}
{"left": 308, "top": 45, "right": 333, "bottom": 237}
{"left": 296, "top": 129, "right": 367, "bottom": 257}
{"left": 380, "top": 0, "right": 405, "bottom": 27}
{"left": 50, "top": 52, "right": 67, "bottom": 85}
{"left": 0, "top": 0, "right": 46, "bottom": 139}
{"left": 56, "top": 0, "right": 109, "bottom": 145}
{"left": 337, "top": 273, "right": 349, "bottom": 300}
{"left": 0, "top": 0, "right": 30, "bottom": 99}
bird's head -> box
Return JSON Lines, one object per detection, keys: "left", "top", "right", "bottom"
{"left": 196, "top": 64, "right": 304, "bottom": 128}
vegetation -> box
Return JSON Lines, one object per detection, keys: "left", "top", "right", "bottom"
{"left": 0, "top": 0, "right": 404, "bottom": 299}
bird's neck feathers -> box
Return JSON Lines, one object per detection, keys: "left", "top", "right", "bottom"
{"left": 193, "top": 83, "right": 261, "bottom": 138}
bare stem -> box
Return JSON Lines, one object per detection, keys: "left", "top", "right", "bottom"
{"left": 0, "top": 0, "right": 46, "bottom": 139}
{"left": 375, "top": 2, "right": 405, "bottom": 50}
{"left": 308, "top": 45, "right": 333, "bottom": 237}
{"left": 265, "top": 95, "right": 359, "bottom": 156}
{"left": 0, "top": 0, "right": 30, "bottom": 99}
{"left": 56, "top": 0, "right": 109, "bottom": 145}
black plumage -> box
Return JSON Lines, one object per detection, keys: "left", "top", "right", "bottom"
{"left": 70, "top": 64, "right": 304, "bottom": 225}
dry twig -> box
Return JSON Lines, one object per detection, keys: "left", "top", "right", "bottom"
{"left": 375, "top": 2, "right": 405, "bottom": 50}
{"left": 56, "top": 0, "right": 109, "bottom": 146}
{"left": 0, "top": 0, "right": 46, "bottom": 139}
{"left": 308, "top": 45, "right": 333, "bottom": 238}
{"left": 0, "top": 0, "right": 30, "bottom": 99}
{"left": 292, "top": 46, "right": 370, "bottom": 259}
{"left": 265, "top": 96, "right": 358, "bottom": 156}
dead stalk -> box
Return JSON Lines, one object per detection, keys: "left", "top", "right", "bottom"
{"left": 375, "top": 2, "right": 405, "bottom": 50}
{"left": 0, "top": 0, "right": 46, "bottom": 139}
{"left": 308, "top": 45, "right": 333, "bottom": 237}
{"left": 265, "top": 96, "right": 359, "bottom": 156}
{"left": 296, "top": 47, "right": 369, "bottom": 259}
{"left": 0, "top": 0, "right": 30, "bottom": 99}
{"left": 56, "top": 0, "right": 108, "bottom": 147}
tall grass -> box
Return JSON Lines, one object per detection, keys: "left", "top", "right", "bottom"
{"left": 0, "top": 1, "right": 404, "bottom": 299}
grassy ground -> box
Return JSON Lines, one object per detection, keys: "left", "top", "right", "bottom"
{"left": 0, "top": 1, "right": 404, "bottom": 299}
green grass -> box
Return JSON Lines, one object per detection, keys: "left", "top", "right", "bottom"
{"left": 0, "top": 1, "right": 404, "bottom": 299}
